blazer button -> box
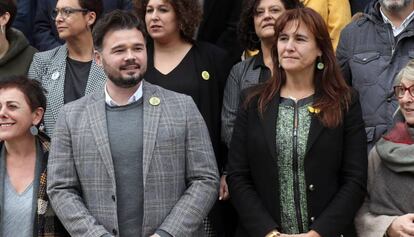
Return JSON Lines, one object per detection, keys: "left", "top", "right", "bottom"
{"left": 310, "top": 216, "right": 315, "bottom": 222}
{"left": 308, "top": 184, "right": 315, "bottom": 191}
{"left": 112, "top": 229, "right": 118, "bottom": 235}
{"left": 112, "top": 195, "right": 116, "bottom": 202}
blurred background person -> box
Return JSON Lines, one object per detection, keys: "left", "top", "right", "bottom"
{"left": 301, "top": 0, "right": 351, "bottom": 50}
{"left": 337, "top": 0, "right": 414, "bottom": 152}
{"left": 33, "top": 0, "right": 132, "bottom": 51}
{"left": 196, "top": 0, "right": 243, "bottom": 64}
{"left": 222, "top": 0, "right": 303, "bottom": 148}
{"left": 355, "top": 60, "right": 414, "bottom": 237}
{"left": 227, "top": 8, "right": 367, "bottom": 237}
{"left": 135, "top": 0, "right": 232, "bottom": 236}
{"left": 11, "top": 0, "right": 37, "bottom": 45}
{"left": 0, "top": 0, "right": 37, "bottom": 78}
{"left": 28, "top": 0, "right": 106, "bottom": 136}
{"left": 0, "top": 76, "right": 69, "bottom": 237}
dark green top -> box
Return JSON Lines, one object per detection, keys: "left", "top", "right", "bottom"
{"left": 276, "top": 96, "right": 312, "bottom": 234}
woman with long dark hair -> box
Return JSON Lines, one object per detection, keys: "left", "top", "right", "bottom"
{"left": 227, "top": 8, "right": 367, "bottom": 237}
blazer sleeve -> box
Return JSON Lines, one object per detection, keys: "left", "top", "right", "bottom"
{"left": 354, "top": 148, "right": 397, "bottom": 237}
{"left": 28, "top": 52, "right": 43, "bottom": 81}
{"left": 221, "top": 63, "right": 243, "bottom": 148}
{"left": 157, "top": 97, "right": 220, "bottom": 236}
{"left": 310, "top": 93, "right": 368, "bottom": 237}
{"left": 227, "top": 101, "right": 280, "bottom": 236}
{"left": 47, "top": 105, "right": 110, "bottom": 237}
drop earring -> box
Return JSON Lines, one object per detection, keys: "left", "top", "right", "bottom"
{"left": 316, "top": 56, "right": 324, "bottom": 70}
{"left": 30, "top": 125, "right": 38, "bottom": 136}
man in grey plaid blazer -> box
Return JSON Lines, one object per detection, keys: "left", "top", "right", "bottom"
{"left": 47, "top": 10, "right": 219, "bottom": 237}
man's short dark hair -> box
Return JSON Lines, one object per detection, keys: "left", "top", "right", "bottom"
{"left": 93, "top": 10, "right": 147, "bottom": 52}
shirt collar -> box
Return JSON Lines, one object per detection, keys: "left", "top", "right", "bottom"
{"left": 253, "top": 51, "right": 267, "bottom": 70}
{"left": 380, "top": 7, "right": 414, "bottom": 36}
{"left": 104, "top": 82, "right": 143, "bottom": 106}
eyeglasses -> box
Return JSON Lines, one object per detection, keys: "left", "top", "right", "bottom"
{"left": 394, "top": 84, "right": 414, "bottom": 98}
{"left": 51, "top": 7, "right": 89, "bottom": 20}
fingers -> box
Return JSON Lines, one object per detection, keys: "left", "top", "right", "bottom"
{"left": 219, "top": 175, "right": 230, "bottom": 201}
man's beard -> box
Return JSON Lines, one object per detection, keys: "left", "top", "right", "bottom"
{"left": 108, "top": 73, "right": 143, "bottom": 88}
{"left": 379, "top": 0, "right": 413, "bottom": 11}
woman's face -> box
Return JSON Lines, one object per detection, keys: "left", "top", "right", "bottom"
{"left": 277, "top": 20, "right": 321, "bottom": 74}
{"left": 253, "top": 0, "right": 286, "bottom": 42}
{"left": 397, "top": 78, "right": 414, "bottom": 125}
{"left": 145, "top": 0, "right": 180, "bottom": 43}
{"left": 54, "top": 0, "right": 95, "bottom": 40}
{"left": 0, "top": 88, "right": 43, "bottom": 142}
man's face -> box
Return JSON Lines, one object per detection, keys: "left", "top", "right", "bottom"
{"left": 95, "top": 28, "right": 147, "bottom": 88}
{"left": 379, "top": 0, "right": 413, "bottom": 12}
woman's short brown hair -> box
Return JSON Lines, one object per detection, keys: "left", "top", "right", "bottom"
{"left": 134, "top": 0, "right": 202, "bottom": 43}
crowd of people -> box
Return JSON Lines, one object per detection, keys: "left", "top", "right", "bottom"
{"left": 0, "top": 0, "right": 413, "bottom": 237}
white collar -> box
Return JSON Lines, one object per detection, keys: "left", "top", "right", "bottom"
{"left": 380, "top": 7, "right": 414, "bottom": 36}
{"left": 104, "top": 82, "right": 143, "bottom": 106}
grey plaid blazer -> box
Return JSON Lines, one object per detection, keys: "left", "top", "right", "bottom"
{"left": 221, "top": 55, "right": 263, "bottom": 147}
{"left": 28, "top": 44, "right": 106, "bottom": 136}
{"left": 47, "top": 81, "right": 219, "bottom": 237}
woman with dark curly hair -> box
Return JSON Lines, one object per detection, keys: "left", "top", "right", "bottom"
{"left": 227, "top": 7, "right": 367, "bottom": 237}
{"left": 135, "top": 0, "right": 232, "bottom": 236}
{"left": 222, "top": 0, "right": 302, "bottom": 148}
{"left": 0, "top": 75, "right": 69, "bottom": 237}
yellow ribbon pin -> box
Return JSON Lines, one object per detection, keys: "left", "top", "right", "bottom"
{"left": 149, "top": 96, "right": 161, "bottom": 106}
{"left": 201, "top": 71, "right": 210, "bottom": 80}
{"left": 307, "top": 106, "right": 320, "bottom": 114}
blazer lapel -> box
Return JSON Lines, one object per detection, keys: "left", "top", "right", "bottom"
{"left": 87, "top": 92, "right": 116, "bottom": 183}
{"left": 142, "top": 81, "right": 161, "bottom": 187}
{"left": 46, "top": 45, "right": 68, "bottom": 127}
{"left": 260, "top": 94, "right": 280, "bottom": 160}
{"left": 306, "top": 115, "right": 324, "bottom": 153}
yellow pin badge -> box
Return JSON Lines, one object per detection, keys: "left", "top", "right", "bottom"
{"left": 149, "top": 96, "right": 161, "bottom": 106}
{"left": 307, "top": 106, "right": 320, "bottom": 114}
{"left": 201, "top": 71, "right": 210, "bottom": 80}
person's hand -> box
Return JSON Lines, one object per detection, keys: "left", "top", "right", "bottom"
{"left": 219, "top": 175, "right": 230, "bottom": 201}
{"left": 149, "top": 234, "right": 161, "bottom": 237}
{"left": 387, "top": 214, "right": 414, "bottom": 237}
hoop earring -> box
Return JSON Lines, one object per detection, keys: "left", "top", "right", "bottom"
{"left": 316, "top": 56, "right": 324, "bottom": 70}
{"left": 30, "top": 125, "right": 39, "bottom": 136}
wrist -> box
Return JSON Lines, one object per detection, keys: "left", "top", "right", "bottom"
{"left": 265, "top": 230, "right": 281, "bottom": 237}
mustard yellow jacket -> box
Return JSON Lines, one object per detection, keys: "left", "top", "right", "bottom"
{"left": 302, "top": 0, "right": 351, "bottom": 50}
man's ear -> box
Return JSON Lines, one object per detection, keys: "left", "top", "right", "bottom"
{"left": 94, "top": 49, "right": 103, "bottom": 66}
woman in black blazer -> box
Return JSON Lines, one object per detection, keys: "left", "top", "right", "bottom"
{"left": 227, "top": 8, "right": 367, "bottom": 237}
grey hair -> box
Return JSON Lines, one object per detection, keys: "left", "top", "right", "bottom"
{"left": 394, "top": 59, "right": 414, "bottom": 86}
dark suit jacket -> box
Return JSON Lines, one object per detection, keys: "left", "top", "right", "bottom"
{"left": 33, "top": 0, "right": 132, "bottom": 51}
{"left": 227, "top": 92, "right": 368, "bottom": 237}
{"left": 197, "top": 0, "right": 242, "bottom": 64}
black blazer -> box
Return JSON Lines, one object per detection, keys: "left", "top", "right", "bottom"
{"left": 227, "top": 92, "right": 368, "bottom": 237}
{"left": 146, "top": 41, "right": 232, "bottom": 172}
